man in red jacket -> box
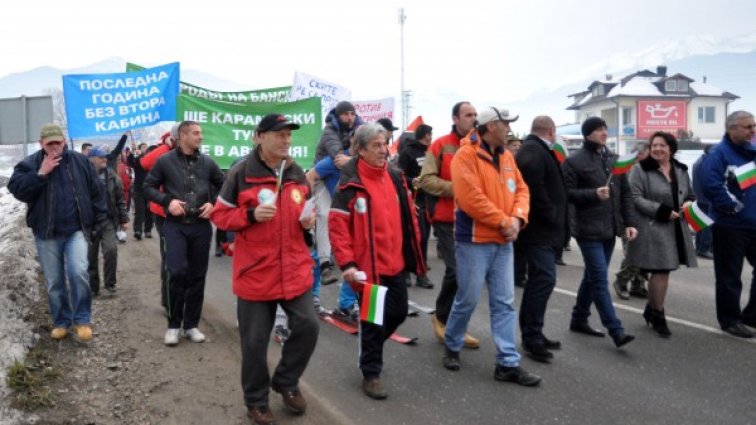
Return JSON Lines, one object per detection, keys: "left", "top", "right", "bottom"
{"left": 211, "top": 114, "right": 318, "bottom": 425}
{"left": 329, "top": 122, "right": 426, "bottom": 400}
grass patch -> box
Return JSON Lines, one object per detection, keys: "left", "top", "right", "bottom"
{"left": 5, "top": 349, "right": 61, "bottom": 410}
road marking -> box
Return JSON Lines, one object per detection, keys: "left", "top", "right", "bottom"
{"left": 552, "top": 287, "right": 756, "bottom": 344}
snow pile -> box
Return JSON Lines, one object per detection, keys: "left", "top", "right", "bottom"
{"left": 0, "top": 187, "right": 41, "bottom": 425}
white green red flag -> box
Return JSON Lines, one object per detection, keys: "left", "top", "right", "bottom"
{"left": 683, "top": 201, "right": 714, "bottom": 232}
{"left": 612, "top": 153, "right": 637, "bottom": 175}
{"left": 552, "top": 142, "right": 567, "bottom": 164}
{"left": 360, "top": 283, "right": 388, "bottom": 326}
{"left": 734, "top": 161, "right": 756, "bottom": 190}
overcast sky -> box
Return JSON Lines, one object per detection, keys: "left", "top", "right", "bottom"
{"left": 3, "top": 0, "right": 755, "bottom": 132}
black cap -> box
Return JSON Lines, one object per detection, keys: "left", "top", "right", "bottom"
{"left": 377, "top": 118, "right": 399, "bottom": 132}
{"left": 581, "top": 116, "right": 607, "bottom": 138}
{"left": 256, "top": 114, "right": 300, "bottom": 133}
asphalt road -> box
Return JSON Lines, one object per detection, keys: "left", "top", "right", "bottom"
{"left": 201, "top": 237, "right": 756, "bottom": 425}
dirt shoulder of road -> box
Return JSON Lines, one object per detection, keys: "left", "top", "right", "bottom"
{"left": 12, "top": 234, "right": 345, "bottom": 425}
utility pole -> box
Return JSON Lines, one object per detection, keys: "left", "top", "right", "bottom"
{"left": 398, "top": 8, "right": 408, "bottom": 129}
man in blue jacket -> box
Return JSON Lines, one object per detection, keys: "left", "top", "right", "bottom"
{"left": 8, "top": 123, "right": 108, "bottom": 342}
{"left": 700, "top": 110, "right": 756, "bottom": 338}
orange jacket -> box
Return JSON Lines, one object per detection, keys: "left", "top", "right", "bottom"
{"left": 451, "top": 131, "right": 530, "bottom": 244}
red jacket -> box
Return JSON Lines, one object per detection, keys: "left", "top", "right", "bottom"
{"left": 210, "top": 148, "right": 312, "bottom": 302}
{"left": 140, "top": 143, "right": 171, "bottom": 218}
{"left": 329, "top": 158, "right": 426, "bottom": 287}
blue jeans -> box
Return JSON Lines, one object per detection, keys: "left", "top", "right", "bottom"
{"left": 445, "top": 242, "right": 520, "bottom": 367}
{"left": 338, "top": 281, "right": 357, "bottom": 310}
{"left": 35, "top": 231, "right": 91, "bottom": 328}
{"left": 572, "top": 238, "right": 624, "bottom": 336}
{"left": 310, "top": 248, "right": 321, "bottom": 298}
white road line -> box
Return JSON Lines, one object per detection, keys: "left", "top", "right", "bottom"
{"left": 552, "top": 287, "right": 756, "bottom": 344}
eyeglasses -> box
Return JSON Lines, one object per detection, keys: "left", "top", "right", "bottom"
{"left": 739, "top": 124, "right": 756, "bottom": 130}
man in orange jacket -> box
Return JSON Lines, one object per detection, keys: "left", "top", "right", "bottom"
{"left": 442, "top": 107, "right": 541, "bottom": 387}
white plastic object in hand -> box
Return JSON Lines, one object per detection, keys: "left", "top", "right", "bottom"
{"left": 354, "top": 271, "right": 367, "bottom": 282}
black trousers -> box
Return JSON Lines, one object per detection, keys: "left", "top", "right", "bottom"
{"left": 359, "top": 272, "right": 408, "bottom": 378}
{"left": 712, "top": 225, "right": 756, "bottom": 328}
{"left": 416, "top": 202, "right": 431, "bottom": 267}
{"left": 163, "top": 220, "right": 212, "bottom": 329}
{"left": 88, "top": 220, "right": 118, "bottom": 293}
{"left": 433, "top": 222, "right": 457, "bottom": 324}
{"left": 514, "top": 240, "right": 528, "bottom": 285}
{"left": 519, "top": 245, "right": 557, "bottom": 345}
{"left": 238, "top": 292, "right": 319, "bottom": 408}
{"left": 133, "top": 190, "right": 153, "bottom": 235}
{"left": 155, "top": 215, "right": 168, "bottom": 309}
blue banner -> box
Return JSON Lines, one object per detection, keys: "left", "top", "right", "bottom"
{"left": 63, "top": 62, "right": 180, "bottom": 139}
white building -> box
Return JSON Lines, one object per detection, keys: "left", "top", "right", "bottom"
{"left": 566, "top": 66, "right": 739, "bottom": 154}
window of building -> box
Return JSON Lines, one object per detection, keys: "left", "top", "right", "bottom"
{"left": 622, "top": 107, "right": 633, "bottom": 125}
{"left": 698, "top": 106, "right": 715, "bottom": 124}
{"left": 665, "top": 79, "right": 677, "bottom": 92}
{"left": 678, "top": 80, "right": 688, "bottom": 92}
{"left": 592, "top": 84, "right": 604, "bottom": 96}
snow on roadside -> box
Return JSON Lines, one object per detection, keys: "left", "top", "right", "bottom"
{"left": 0, "top": 186, "right": 42, "bottom": 425}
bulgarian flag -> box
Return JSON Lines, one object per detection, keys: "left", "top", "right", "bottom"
{"left": 683, "top": 201, "right": 714, "bottom": 232}
{"left": 612, "top": 153, "right": 637, "bottom": 175}
{"left": 360, "top": 283, "right": 388, "bottom": 326}
{"left": 734, "top": 161, "right": 756, "bottom": 190}
{"left": 553, "top": 141, "right": 567, "bottom": 164}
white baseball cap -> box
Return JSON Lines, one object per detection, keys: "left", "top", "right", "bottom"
{"left": 477, "top": 106, "right": 519, "bottom": 126}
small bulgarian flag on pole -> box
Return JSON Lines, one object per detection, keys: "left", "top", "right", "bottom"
{"left": 360, "top": 283, "right": 388, "bottom": 326}
{"left": 612, "top": 153, "right": 637, "bottom": 175}
{"left": 553, "top": 141, "right": 567, "bottom": 164}
{"left": 734, "top": 161, "right": 756, "bottom": 190}
{"left": 683, "top": 201, "right": 714, "bottom": 232}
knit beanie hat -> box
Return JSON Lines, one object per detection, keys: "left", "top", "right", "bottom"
{"left": 581, "top": 116, "right": 607, "bottom": 138}
{"left": 335, "top": 101, "right": 355, "bottom": 116}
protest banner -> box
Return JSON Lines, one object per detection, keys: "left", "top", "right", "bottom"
{"left": 289, "top": 71, "right": 351, "bottom": 119}
{"left": 63, "top": 62, "right": 179, "bottom": 139}
{"left": 126, "top": 62, "right": 291, "bottom": 104}
{"left": 178, "top": 96, "right": 322, "bottom": 169}
{"left": 353, "top": 98, "right": 395, "bottom": 123}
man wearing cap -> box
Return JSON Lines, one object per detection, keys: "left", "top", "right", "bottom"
{"left": 144, "top": 121, "right": 224, "bottom": 346}
{"left": 514, "top": 116, "right": 567, "bottom": 363}
{"left": 9, "top": 123, "right": 108, "bottom": 342}
{"left": 419, "top": 101, "right": 480, "bottom": 348}
{"left": 211, "top": 114, "right": 318, "bottom": 424}
{"left": 313, "top": 101, "right": 362, "bottom": 285}
{"left": 398, "top": 123, "right": 435, "bottom": 289}
{"left": 376, "top": 117, "right": 398, "bottom": 145}
{"left": 87, "top": 146, "right": 129, "bottom": 296}
{"left": 562, "top": 116, "right": 637, "bottom": 348}
{"left": 441, "top": 107, "right": 540, "bottom": 386}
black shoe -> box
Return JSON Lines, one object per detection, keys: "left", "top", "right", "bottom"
{"left": 144, "top": 232, "right": 152, "bottom": 239}
{"left": 569, "top": 321, "right": 605, "bottom": 337}
{"left": 613, "top": 280, "right": 630, "bottom": 300}
{"left": 134, "top": 232, "right": 142, "bottom": 241}
{"left": 644, "top": 306, "right": 671, "bottom": 337}
{"left": 523, "top": 343, "right": 553, "bottom": 363}
{"left": 515, "top": 279, "right": 526, "bottom": 288}
{"left": 362, "top": 377, "right": 388, "bottom": 400}
{"left": 723, "top": 323, "right": 754, "bottom": 338}
{"left": 494, "top": 365, "right": 541, "bottom": 387}
{"left": 543, "top": 336, "right": 562, "bottom": 350}
{"left": 415, "top": 276, "right": 434, "bottom": 289}
{"left": 629, "top": 283, "right": 648, "bottom": 298}
{"left": 555, "top": 258, "right": 566, "bottom": 266}
{"left": 697, "top": 251, "right": 714, "bottom": 260}
{"left": 443, "top": 348, "right": 461, "bottom": 371}
{"left": 215, "top": 245, "right": 224, "bottom": 257}
{"left": 611, "top": 331, "right": 635, "bottom": 348}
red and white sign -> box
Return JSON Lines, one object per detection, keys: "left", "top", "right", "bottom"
{"left": 637, "top": 100, "right": 687, "bottom": 139}
{"left": 353, "top": 98, "right": 395, "bottom": 123}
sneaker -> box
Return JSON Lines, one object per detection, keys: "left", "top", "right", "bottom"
{"left": 274, "top": 324, "right": 291, "bottom": 344}
{"left": 105, "top": 285, "right": 117, "bottom": 294}
{"left": 313, "top": 296, "right": 327, "bottom": 316}
{"left": 164, "top": 328, "right": 180, "bottom": 346}
{"left": 50, "top": 327, "right": 68, "bottom": 340}
{"left": 73, "top": 325, "right": 93, "bottom": 342}
{"left": 320, "top": 262, "right": 339, "bottom": 285}
{"left": 613, "top": 279, "right": 630, "bottom": 300}
{"left": 134, "top": 232, "right": 142, "bottom": 241}
{"left": 144, "top": 232, "right": 153, "bottom": 239}
{"left": 494, "top": 365, "right": 541, "bottom": 387}
{"left": 183, "top": 328, "right": 206, "bottom": 343}
{"left": 415, "top": 275, "right": 434, "bottom": 289}
{"left": 332, "top": 307, "right": 358, "bottom": 326}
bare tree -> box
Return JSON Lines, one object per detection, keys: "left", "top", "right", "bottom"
{"left": 43, "top": 87, "right": 67, "bottom": 134}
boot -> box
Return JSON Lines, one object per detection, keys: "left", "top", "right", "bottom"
{"left": 629, "top": 279, "right": 648, "bottom": 298}
{"left": 645, "top": 306, "right": 671, "bottom": 338}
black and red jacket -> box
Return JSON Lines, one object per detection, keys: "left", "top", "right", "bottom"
{"left": 329, "top": 158, "right": 426, "bottom": 288}
{"left": 210, "top": 147, "right": 312, "bottom": 302}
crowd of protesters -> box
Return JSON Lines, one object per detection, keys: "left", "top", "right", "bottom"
{"left": 9, "top": 107, "right": 756, "bottom": 425}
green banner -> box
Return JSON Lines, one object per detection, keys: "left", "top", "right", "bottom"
{"left": 126, "top": 62, "right": 291, "bottom": 103}
{"left": 179, "top": 96, "right": 322, "bottom": 169}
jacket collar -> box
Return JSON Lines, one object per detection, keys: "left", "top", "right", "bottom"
{"left": 639, "top": 156, "right": 688, "bottom": 172}
{"left": 244, "top": 145, "right": 304, "bottom": 182}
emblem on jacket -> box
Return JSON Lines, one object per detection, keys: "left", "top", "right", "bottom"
{"left": 355, "top": 197, "right": 367, "bottom": 214}
{"left": 507, "top": 178, "right": 516, "bottom": 193}
{"left": 291, "top": 188, "right": 303, "bottom": 204}
{"left": 258, "top": 188, "right": 276, "bottom": 206}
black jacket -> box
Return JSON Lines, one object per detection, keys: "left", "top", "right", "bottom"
{"left": 562, "top": 140, "right": 636, "bottom": 240}
{"left": 99, "top": 167, "right": 129, "bottom": 226}
{"left": 397, "top": 139, "right": 429, "bottom": 204}
{"left": 8, "top": 148, "right": 108, "bottom": 239}
{"left": 515, "top": 134, "right": 567, "bottom": 246}
{"left": 127, "top": 151, "right": 149, "bottom": 193}
{"left": 143, "top": 148, "right": 224, "bottom": 223}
